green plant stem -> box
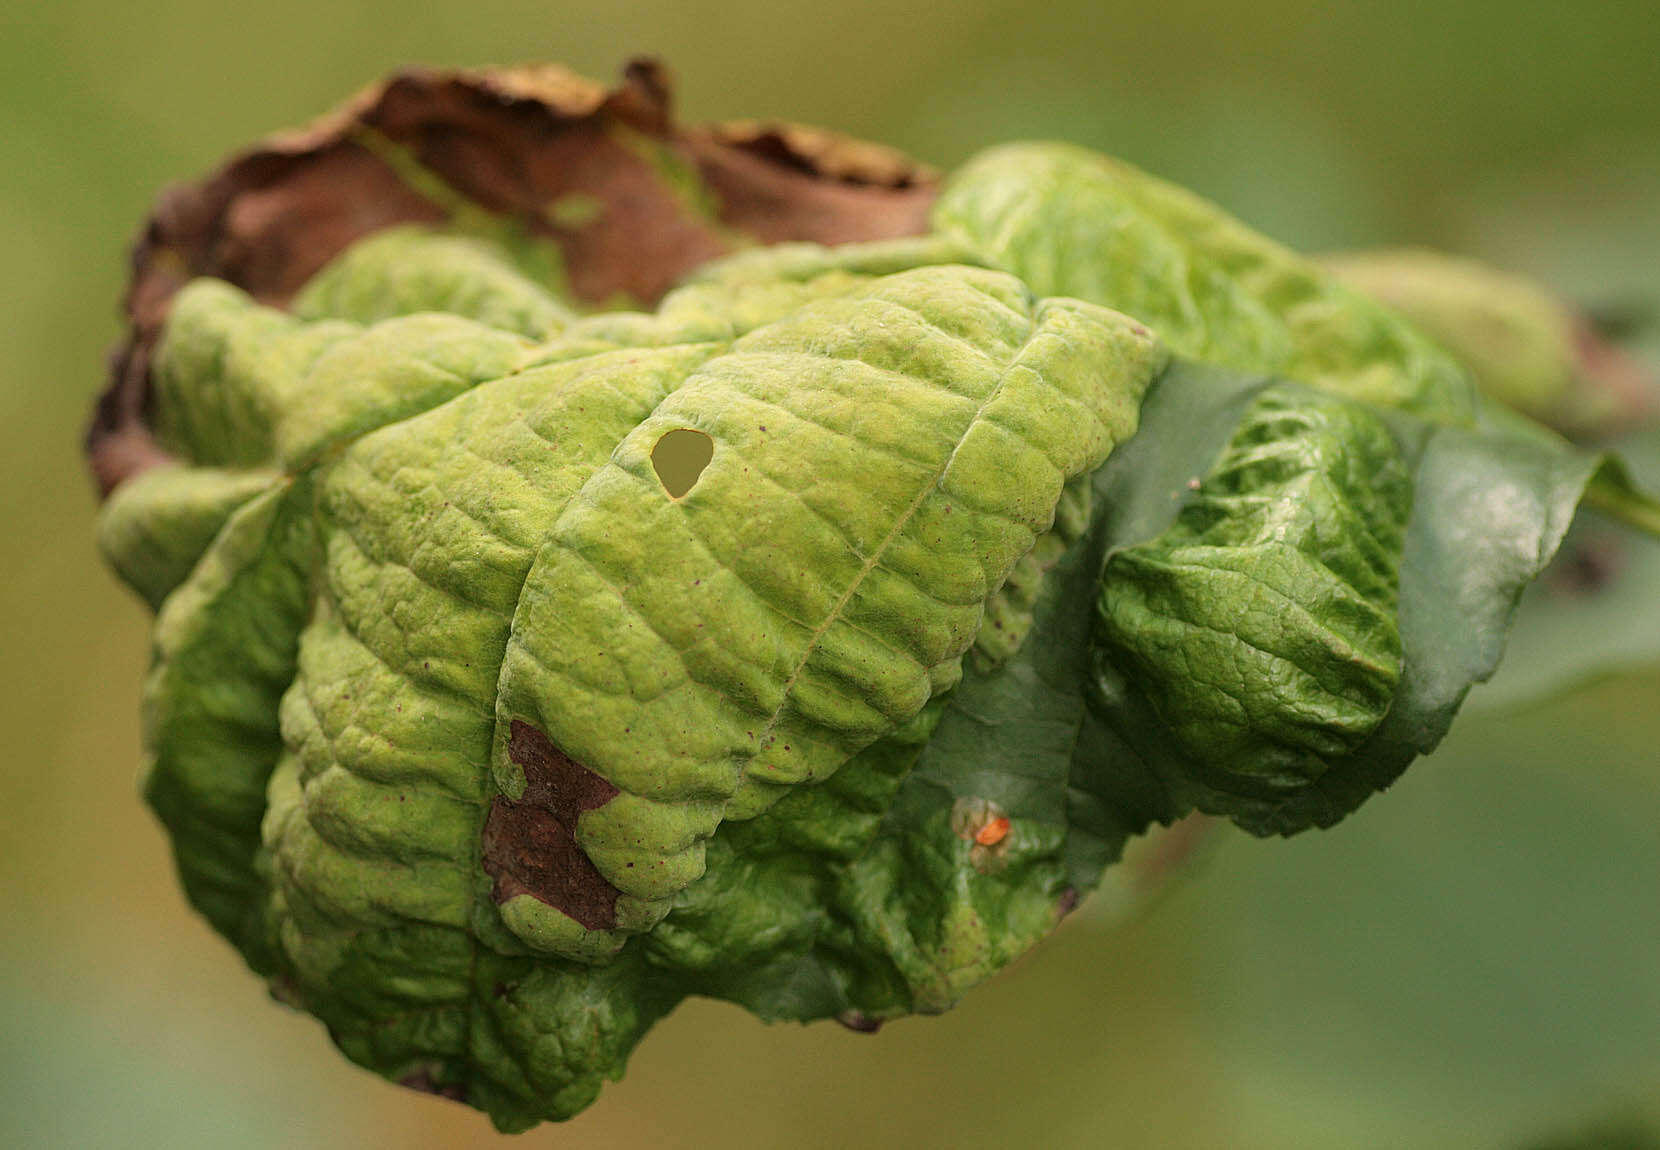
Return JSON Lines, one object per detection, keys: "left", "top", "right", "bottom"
{"left": 1584, "top": 473, "right": 1660, "bottom": 540}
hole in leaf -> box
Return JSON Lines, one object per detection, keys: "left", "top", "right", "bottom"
{"left": 651, "top": 428, "right": 713, "bottom": 498}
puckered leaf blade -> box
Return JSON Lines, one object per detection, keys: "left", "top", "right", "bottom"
{"left": 119, "top": 255, "right": 1649, "bottom": 1132}
{"left": 489, "top": 266, "right": 1163, "bottom": 955}
{"left": 291, "top": 225, "right": 575, "bottom": 339}
{"left": 90, "top": 62, "right": 1660, "bottom": 1131}
{"left": 141, "top": 477, "right": 318, "bottom": 971}
{"left": 1078, "top": 364, "right": 1617, "bottom": 837}
{"left": 693, "top": 359, "right": 1629, "bottom": 1033}
{"left": 933, "top": 141, "right": 1478, "bottom": 424}
{"left": 96, "top": 464, "right": 280, "bottom": 610}
{"left": 1098, "top": 387, "right": 1412, "bottom": 791}
{"left": 206, "top": 256, "right": 1167, "bottom": 1125}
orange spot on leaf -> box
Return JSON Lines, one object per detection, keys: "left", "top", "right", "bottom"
{"left": 974, "top": 817, "right": 1010, "bottom": 846}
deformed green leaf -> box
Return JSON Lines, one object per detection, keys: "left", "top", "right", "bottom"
{"left": 850, "top": 357, "right": 1640, "bottom": 986}
{"left": 292, "top": 225, "right": 575, "bottom": 339}
{"left": 933, "top": 142, "right": 1477, "bottom": 423}
{"left": 96, "top": 464, "right": 279, "bottom": 610}
{"left": 141, "top": 477, "right": 318, "bottom": 970}
{"left": 88, "top": 59, "right": 1660, "bottom": 1135}
{"left": 153, "top": 278, "right": 532, "bottom": 472}
{"left": 485, "top": 265, "right": 1163, "bottom": 955}
{"left": 182, "top": 253, "right": 1166, "bottom": 1126}
{"left": 1098, "top": 386, "right": 1412, "bottom": 793}
{"left": 638, "top": 358, "right": 1623, "bottom": 1032}
{"left": 1084, "top": 366, "right": 1615, "bottom": 836}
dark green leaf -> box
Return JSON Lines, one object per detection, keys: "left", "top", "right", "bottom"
{"left": 1475, "top": 429, "right": 1660, "bottom": 708}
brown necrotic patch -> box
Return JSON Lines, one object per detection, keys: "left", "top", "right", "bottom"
{"left": 481, "top": 719, "right": 621, "bottom": 931}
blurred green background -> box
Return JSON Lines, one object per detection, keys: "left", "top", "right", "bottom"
{"left": 4, "top": 0, "right": 1659, "bottom": 1146}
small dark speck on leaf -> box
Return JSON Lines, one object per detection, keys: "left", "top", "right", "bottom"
{"left": 399, "top": 1068, "right": 469, "bottom": 1104}
{"left": 836, "top": 1010, "right": 883, "bottom": 1034}
{"left": 267, "top": 975, "right": 302, "bottom": 1007}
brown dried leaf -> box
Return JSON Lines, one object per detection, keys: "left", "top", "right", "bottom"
{"left": 87, "top": 58, "right": 939, "bottom": 497}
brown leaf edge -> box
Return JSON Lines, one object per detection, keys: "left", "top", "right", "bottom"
{"left": 86, "top": 57, "right": 940, "bottom": 498}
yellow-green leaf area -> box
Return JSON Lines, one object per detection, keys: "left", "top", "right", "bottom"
{"left": 934, "top": 142, "right": 1477, "bottom": 423}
